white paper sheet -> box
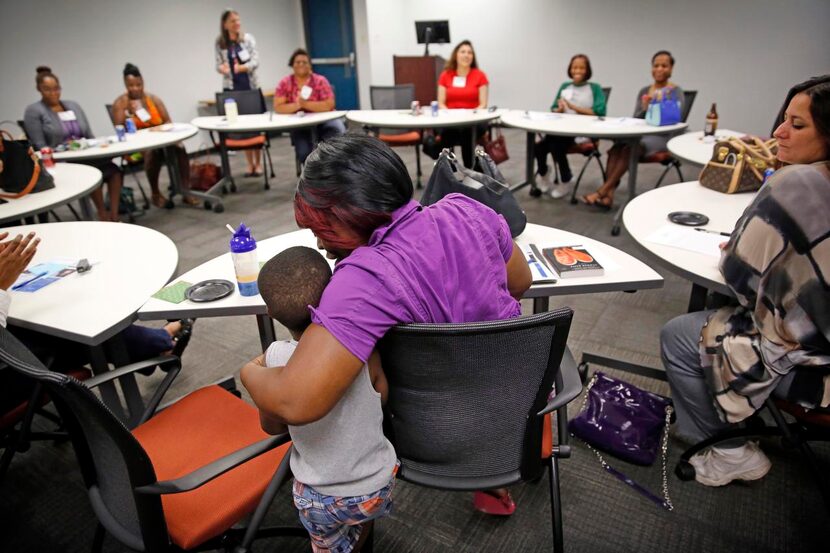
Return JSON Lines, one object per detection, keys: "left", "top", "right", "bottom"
{"left": 524, "top": 111, "right": 561, "bottom": 122}
{"left": 646, "top": 225, "right": 724, "bottom": 257}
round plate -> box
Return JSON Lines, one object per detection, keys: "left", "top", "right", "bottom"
{"left": 185, "top": 279, "right": 235, "bottom": 302}
{"left": 668, "top": 211, "right": 709, "bottom": 226}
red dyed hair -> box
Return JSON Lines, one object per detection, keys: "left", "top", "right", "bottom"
{"left": 294, "top": 190, "right": 392, "bottom": 251}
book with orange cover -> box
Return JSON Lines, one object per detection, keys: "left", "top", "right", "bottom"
{"left": 541, "top": 246, "right": 604, "bottom": 278}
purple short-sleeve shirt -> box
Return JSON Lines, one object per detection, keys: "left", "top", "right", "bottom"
{"left": 310, "top": 194, "right": 521, "bottom": 363}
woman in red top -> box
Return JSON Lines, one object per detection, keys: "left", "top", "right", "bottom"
{"left": 435, "top": 40, "right": 489, "bottom": 167}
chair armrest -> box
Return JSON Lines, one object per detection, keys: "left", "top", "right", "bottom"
{"left": 135, "top": 433, "right": 291, "bottom": 495}
{"left": 538, "top": 347, "right": 583, "bottom": 416}
{"left": 83, "top": 355, "right": 180, "bottom": 389}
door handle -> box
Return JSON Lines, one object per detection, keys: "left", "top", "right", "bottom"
{"left": 311, "top": 56, "right": 350, "bottom": 65}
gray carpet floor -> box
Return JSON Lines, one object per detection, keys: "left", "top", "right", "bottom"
{"left": 2, "top": 127, "right": 825, "bottom": 552}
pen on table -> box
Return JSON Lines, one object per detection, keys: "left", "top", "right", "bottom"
{"left": 527, "top": 253, "right": 549, "bottom": 278}
{"left": 12, "top": 271, "right": 48, "bottom": 290}
{"left": 694, "top": 228, "right": 731, "bottom": 237}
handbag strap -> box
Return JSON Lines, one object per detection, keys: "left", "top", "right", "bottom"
{"left": 0, "top": 130, "right": 42, "bottom": 200}
{"left": 575, "top": 374, "right": 675, "bottom": 512}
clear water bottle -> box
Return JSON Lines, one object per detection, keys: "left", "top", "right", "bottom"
{"left": 224, "top": 98, "right": 238, "bottom": 123}
{"left": 230, "top": 223, "right": 259, "bottom": 296}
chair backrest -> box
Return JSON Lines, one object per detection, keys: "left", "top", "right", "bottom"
{"left": 215, "top": 88, "right": 267, "bottom": 116}
{"left": 601, "top": 86, "right": 612, "bottom": 104}
{"left": 370, "top": 84, "right": 416, "bottom": 110}
{"left": 0, "top": 327, "right": 169, "bottom": 551}
{"left": 681, "top": 90, "right": 697, "bottom": 123}
{"left": 378, "top": 309, "right": 573, "bottom": 489}
{"left": 104, "top": 104, "right": 117, "bottom": 128}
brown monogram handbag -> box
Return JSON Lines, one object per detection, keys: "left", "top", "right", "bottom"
{"left": 699, "top": 136, "right": 777, "bottom": 194}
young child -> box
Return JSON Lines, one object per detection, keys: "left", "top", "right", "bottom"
{"left": 246, "top": 246, "right": 397, "bottom": 553}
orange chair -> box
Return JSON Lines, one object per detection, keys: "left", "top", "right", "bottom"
{"left": 0, "top": 327, "right": 304, "bottom": 552}
{"left": 369, "top": 85, "right": 423, "bottom": 188}
{"left": 214, "top": 89, "right": 276, "bottom": 192}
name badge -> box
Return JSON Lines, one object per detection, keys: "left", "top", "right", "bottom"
{"left": 452, "top": 76, "right": 467, "bottom": 88}
{"left": 135, "top": 108, "right": 151, "bottom": 122}
{"left": 236, "top": 46, "right": 251, "bottom": 63}
{"left": 58, "top": 110, "right": 77, "bottom": 122}
{"left": 300, "top": 85, "right": 313, "bottom": 100}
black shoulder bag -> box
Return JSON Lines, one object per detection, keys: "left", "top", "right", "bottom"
{"left": 421, "top": 149, "right": 527, "bottom": 237}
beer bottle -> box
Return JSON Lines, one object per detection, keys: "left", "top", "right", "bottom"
{"left": 704, "top": 103, "right": 718, "bottom": 136}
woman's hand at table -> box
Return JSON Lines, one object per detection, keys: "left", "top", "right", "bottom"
{"left": 0, "top": 232, "right": 40, "bottom": 290}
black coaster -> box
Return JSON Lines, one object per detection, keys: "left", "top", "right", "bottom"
{"left": 668, "top": 211, "right": 709, "bottom": 226}
{"left": 185, "top": 279, "right": 235, "bottom": 302}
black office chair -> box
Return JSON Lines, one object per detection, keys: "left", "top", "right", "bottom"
{"left": 104, "top": 104, "right": 153, "bottom": 220}
{"left": 378, "top": 309, "right": 581, "bottom": 553}
{"left": 0, "top": 326, "right": 305, "bottom": 552}
{"left": 641, "top": 89, "right": 698, "bottom": 188}
{"left": 369, "top": 84, "right": 423, "bottom": 188}
{"left": 539, "top": 86, "right": 613, "bottom": 204}
{"left": 214, "top": 89, "right": 275, "bottom": 191}
{"left": 675, "top": 368, "right": 830, "bottom": 511}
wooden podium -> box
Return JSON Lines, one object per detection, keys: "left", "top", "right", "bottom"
{"left": 393, "top": 55, "right": 445, "bottom": 105}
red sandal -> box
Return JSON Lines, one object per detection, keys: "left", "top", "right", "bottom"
{"left": 473, "top": 490, "right": 516, "bottom": 516}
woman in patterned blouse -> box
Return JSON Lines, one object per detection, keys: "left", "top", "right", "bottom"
{"left": 660, "top": 75, "right": 830, "bottom": 487}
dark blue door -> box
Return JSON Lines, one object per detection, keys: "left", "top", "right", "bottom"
{"left": 303, "top": 0, "right": 359, "bottom": 109}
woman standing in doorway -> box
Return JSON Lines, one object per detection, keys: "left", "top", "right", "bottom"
{"left": 215, "top": 8, "right": 262, "bottom": 176}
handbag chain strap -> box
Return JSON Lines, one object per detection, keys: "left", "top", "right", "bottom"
{"left": 576, "top": 374, "right": 675, "bottom": 512}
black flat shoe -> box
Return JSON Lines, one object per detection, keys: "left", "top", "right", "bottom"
{"left": 171, "top": 318, "right": 196, "bottom": 358}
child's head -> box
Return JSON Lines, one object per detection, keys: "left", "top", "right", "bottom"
{"left": 258, "top": 246, "right": 332, "bottom": 335}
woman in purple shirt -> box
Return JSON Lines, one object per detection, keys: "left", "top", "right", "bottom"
{"left": 242, "top": 134, "right": 532, "bottom": 516}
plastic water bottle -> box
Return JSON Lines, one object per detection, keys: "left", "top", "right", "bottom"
{"left": 224, "top": 98, "right": 238, "bottom": 123}
{"left": 124, "top": 114, "right": 137, "bottom": 134}
{"left": 230, "top": 223, "right": 259, "bottom": 296}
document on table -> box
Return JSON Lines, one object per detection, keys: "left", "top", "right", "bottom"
{"left": 646, "top": 225, "right": 724, "bottom": 257}
{"left": 524, "top": 111, "right": 561, "bottom": 122}
{"left": 592, "top": 117, "right": 646, "bottom": 128}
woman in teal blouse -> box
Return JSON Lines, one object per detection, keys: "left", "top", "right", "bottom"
{"left": 535, "top": 54, "right": 607, "bottom": 199}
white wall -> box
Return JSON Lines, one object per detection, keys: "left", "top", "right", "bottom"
{"left": 363, "top": 0, "right": 830, "bottom": 136}
{"left": 0, "top": 0, "right": 305, "bottom": 150}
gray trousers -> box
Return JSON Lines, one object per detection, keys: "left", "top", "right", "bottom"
{"left": 660, "top": 310, "right": 793, "bottom": 447}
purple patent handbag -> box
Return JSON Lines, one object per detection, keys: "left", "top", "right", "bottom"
{"left": 569, "top": 371, "right": 675, "bottom": 510}
{"left": 569, "top": 371, "right": 671, "bottom": 465}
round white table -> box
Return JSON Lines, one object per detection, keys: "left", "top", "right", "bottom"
{"left": 139, "top": 222, "right": 662, "bottom": 351}
{"left": 52, "top": 124, "right": 197, "bottom": 162}
{"left": 347, "top": 108, "right": 503, "bottom": 159}
{"left": 667, "top": 129, "right": 744, "bottom": 166}
{"left": 191, "top": 111, "right": 347, "bottom": 208}
{"left": 6, "top": 221, "right": 178, "bottom": 420}
{"left": 192, "top": 111, "right": 346, "bottom": 133}
{"left": 623, "top": 180, "right": 754, "bottom": 309}
{"left": 52, "top": 123, "right": 202, "bottom": 212}
{"left": 0, "top": 163, "right": 101, "bottom": 224}
{"left": 500, "top": 110, "right": 688, "bottom": 235}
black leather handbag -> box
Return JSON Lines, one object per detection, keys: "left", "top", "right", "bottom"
{"left": 0, "top": 131, "right": 55, "bottom": 199}
{"left": 421, "top": 149, "right": 526, "bottom": 237}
